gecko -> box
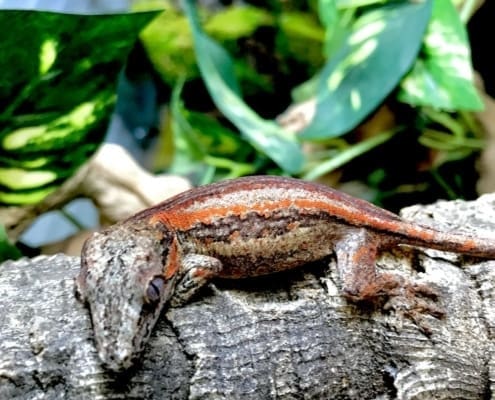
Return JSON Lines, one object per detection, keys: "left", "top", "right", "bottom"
{"left": 75, "top": 175, "right": 495, "bottom": 371}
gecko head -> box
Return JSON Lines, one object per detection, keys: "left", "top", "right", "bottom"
{"left": 76, "top": 223, "right": 179, "bottom": 371}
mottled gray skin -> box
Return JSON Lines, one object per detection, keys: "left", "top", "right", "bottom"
{"left": 76, "top": 223, "right": 178, "bottom": 370}
{"left": 77, "top": 176, "right": 495, "bottom": 372}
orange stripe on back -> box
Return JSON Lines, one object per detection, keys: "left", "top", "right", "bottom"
{"left": 149, "top": 198, "right": 402, "bottom": 232}
{"left": 129, "top": 176, "right": 401, "bottom": 225}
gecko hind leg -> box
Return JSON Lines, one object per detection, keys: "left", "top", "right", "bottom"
{"left": 334, "top": 229, "right": 444, "bottom": 331}
{"left": 169, "top": 254, "right": 223, "bottom": 307}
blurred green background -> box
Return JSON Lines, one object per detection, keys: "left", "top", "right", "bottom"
{"left": 1, "top": 0, "right": 493, "bottom": 260}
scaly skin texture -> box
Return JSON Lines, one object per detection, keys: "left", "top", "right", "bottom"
{"left": 76, "top": 176, "right": 495, "bottom": 371}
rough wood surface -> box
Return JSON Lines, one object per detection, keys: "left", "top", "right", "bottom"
{"left": 2, "top": 194, "right": 495, "bottom": 399}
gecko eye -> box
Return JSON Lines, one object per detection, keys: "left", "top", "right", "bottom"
{"left": 145, "top": 276, "right": 165, "bottom": 304}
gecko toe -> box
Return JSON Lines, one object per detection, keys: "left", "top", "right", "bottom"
{"left": 382, "top": 281, "right": 445, "bottom": 335}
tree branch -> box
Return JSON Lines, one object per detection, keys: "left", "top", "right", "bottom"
{"left": 2, "top": 195, "right": 495, "bottom": 399}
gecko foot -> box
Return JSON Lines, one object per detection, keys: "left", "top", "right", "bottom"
{"left": 169, "top": 254, "right": 223, "bottom": 307}
{"left": 381, "top": 277, "right": 445, "bottom": 335}
{"left": 344, "top": 273, "right": 445, "bottom": 335}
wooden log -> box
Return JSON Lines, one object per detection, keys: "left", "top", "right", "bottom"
{"left": 2, "top": 194, "right": 495, "bottom": 399}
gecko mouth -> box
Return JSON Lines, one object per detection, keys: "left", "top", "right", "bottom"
{"left": 100, "top": 348, "right": 134, "bottom": 372}
{"left": 92, "top": 320, "right": 138, "bottom": 372}
{"left": 95, "top": 292, "right": 168, "bottom": 372}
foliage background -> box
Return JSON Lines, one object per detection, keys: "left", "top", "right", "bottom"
{"left": 0, "top": 10, "right": 158, "bottom": 204}
{"left": 136, "top": 0, "right": 485, "bottom": 209}
{"left": 0, "top": 0, "right": 492, "bottom": 259}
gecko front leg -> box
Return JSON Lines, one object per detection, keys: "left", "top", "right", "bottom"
{"left": 170, "top": 254, "right": 223, "bottom": 307}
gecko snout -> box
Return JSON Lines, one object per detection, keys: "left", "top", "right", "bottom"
{"left": 99, "top": 346, "right": 135, "bottom": 372}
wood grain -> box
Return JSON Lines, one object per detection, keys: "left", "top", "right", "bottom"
{"left": 3, "top": 193, "right": 495, "bottom": 398}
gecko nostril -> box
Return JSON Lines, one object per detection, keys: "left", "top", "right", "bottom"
{"left": 102, "top": 351, "right": 133, "bottom": 372}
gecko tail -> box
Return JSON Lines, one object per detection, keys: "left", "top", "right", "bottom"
{"left": 393, "top": 221, "right": 495, "bottom": 259}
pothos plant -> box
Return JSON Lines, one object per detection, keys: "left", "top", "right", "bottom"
{"left": 0, "top": 9, "right": 160, "bottom": 260}
{"left": 139, "top": 0, "right": 483, "bottom": 206}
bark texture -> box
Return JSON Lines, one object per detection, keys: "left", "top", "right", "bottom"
{"left": 2, "top": 194, "right": 495, "bottom": 399}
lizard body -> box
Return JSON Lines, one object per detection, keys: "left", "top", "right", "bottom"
{"left": 76, "top": 175, "right": 495, "bottom": 371}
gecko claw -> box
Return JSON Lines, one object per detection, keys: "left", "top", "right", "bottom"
{"left": 381, "top": 281, "right": 445, "bottom": 335}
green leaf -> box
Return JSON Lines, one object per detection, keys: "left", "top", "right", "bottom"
{"left": 279, "top": 12, "right": 325, "bottom": 43}
{"left": 169, "top": 82, "right": 256, "bottom": 181}
{"left": 0, "top": 225, "right": 21, "bottom": 262}
{"left": 183, "top": 0, "right": 304, "bottom": 174}
{"left": 398, "top": 0, "right": 483, "bottom": 111}
{"left": 0, "top": 187, "right": 57, "bottom": 205}
{"left": 185, "top": 112, "right": 252, "bottom": 158}
{"left": 302, "top": 128, "right": 398, "bottom": 180}
{"left": 318, "top": 0, "right": 349, "bottom": 57}
{"left": 0, "top": 168, "right": 57, "bottom": 190}
{"left": 278, "top": 11, "right": 326, "bottom": 68}
{"left": 140, "top": 10, "right": 198, "bottom": 84}
{"left": 300, "top": 0, "right": 432, "bottom": 140}
{"left": 205, "top": 5, "right": 274, "bottom": 40}
{"left": 337, "top": 0, "right": 389, "bottom": 7}
{"left": 0, "top": 10, "right": 159, "bottom": 205}
{"left": 2, "top": 99, "right": 114, "bottom": 152}
{"left": 170, "top": 81, "right": 208, "bottom": 162}
{"left": 292, "top": 73, "right": 321, "bottom": 103}
{"left": 319, "top": 0, "right": 339, "bottom": 27}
